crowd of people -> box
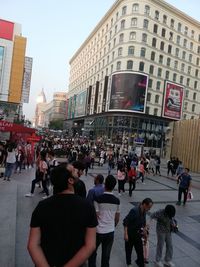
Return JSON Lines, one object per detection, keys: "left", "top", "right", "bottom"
{"left": 0, "top": 137, "right": 193, "bottom": 267}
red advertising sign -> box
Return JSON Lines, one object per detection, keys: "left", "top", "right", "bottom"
{"left": 0, "top": 19, "right": 14, "bottom": 41}
{"left": 0, "top": 120, "right": 35, "bottom": 133}
{"left": 162, "top": 81, "right": 184, "bottom": 120}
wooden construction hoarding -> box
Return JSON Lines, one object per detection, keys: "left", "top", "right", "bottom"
{"left": 171, "top": 119, "right": 200, "bottom": 172}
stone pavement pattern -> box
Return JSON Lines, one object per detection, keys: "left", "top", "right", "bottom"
{"left": 0, "top": 161, "right": 200, "bottom": 267}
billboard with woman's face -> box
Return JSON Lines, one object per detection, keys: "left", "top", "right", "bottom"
{"left": 109, "top": 72, "right": 148, "bottom": 113}
{"left": 162, "top": 81, "right": 184, "bottom": 120}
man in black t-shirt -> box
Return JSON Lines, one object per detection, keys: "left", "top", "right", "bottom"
{"left": 72, "top": 161, "right": 87, "bottom": 198}
{"left": 28, "top": 165, "right": 97, "bottom": 267}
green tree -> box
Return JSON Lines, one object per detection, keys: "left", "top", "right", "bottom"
{"left": 49, "top": 119, "right": 64, "bottom": 130}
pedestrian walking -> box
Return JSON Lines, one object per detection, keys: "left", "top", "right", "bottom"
{"left": 88, "top": 175, "right": 120, "bottom": 267}
{"left": 117, "top": 166, "right": 126, "bottom": 195}
{"left": 25, "top": 151, "right": 49, "bottom": 198}
{"left": 176, "top": 168, "right": 192, "bottom": 206}
{"left": 127, "top": 166, "right": 137, "bottom": 197}
{"left": 87, "top": 174, "right": 104, "bottom": 204}
{"left": 3, "top": 144, "right": 16, "bottom": 181}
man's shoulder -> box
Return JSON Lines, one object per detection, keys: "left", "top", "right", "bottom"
{"left": 97, "top": 193, "right": 120, "bottom": 205}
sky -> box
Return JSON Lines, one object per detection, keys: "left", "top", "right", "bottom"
{"left": 1, "top": 0, "right": 199, "bottom": 120}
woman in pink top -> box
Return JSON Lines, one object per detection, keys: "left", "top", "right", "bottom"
{"left": 117, "top": 167, "right": 126, "bottom": 195}
{"left": 138, "top": 160, "right": 145, "bottom": 184}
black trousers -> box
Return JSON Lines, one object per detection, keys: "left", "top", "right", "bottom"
{"left": 88, "top": 232, "right": 114, "bottom": 267}
{"left": 31, "top": 171, "right": 49, "bottom": 196}
{"left": 125, "top": 233, "right": 144, "bottom": 267}
{"left": 178, "top": 187, "right": 188, "bottom": 204}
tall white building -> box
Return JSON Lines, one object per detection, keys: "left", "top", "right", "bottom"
{"left": 67, "top": 0, "right": 200, "bottom": 152}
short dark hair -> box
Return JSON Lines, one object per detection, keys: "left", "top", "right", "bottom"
{"left": 142, "top": 198, "right": 153, "bottom": 206}
{"left": 72, "top": 161, "right": 85, "bottom": 170}
{"left": 185, "top": 168, "right": 190, "bottom": 172}
{"left": 164, "top": 205, "right": 176, "bottom": 219}
{"left": 51, "top": 165, "right": 72, "bottom": 193}
{"left": 105, "top": 175, "right": 116, "bottom": 191}
{"left": 96, "top": 174, "right": 104, "bottom": 184}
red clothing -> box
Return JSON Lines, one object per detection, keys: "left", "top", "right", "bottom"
{"left": 128, "top": 169, "right": 137, "bottom": 181}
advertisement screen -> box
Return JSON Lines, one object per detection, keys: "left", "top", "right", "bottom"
{"left": 162, "top": 81, "right": 184, "bottom": 120}
{"left": 0, "top": 19, "right": 14, "bottom": 41}
{"left": 75, "top": 91, "right": 87, "bottom": 117}
{"left": 0, "top": 101, "right": 19, "bottom": 121}
{"left": 0, "top": 46, "right": 4, "bottom": 85}
{"left": 109, "top": 72, "right": 148, "bottom": 113}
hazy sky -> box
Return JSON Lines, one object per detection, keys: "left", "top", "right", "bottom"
{"left": 1, "top": 0, "right": 199, "bottom": 120}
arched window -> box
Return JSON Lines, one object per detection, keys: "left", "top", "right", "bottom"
{"left": 118, "top": 47, "right": 123, "bottom": 56}
{"left": 127, "top": 60, "right": 133, "bottom": 70}
{"left": 116, "top": 61, "right": 121, "bottom": 70}
{"left": 140, "top": 47, "right": 146, "bottom": 57}
{"left": 155, "top": 11, "right": 159, "bottom": 20}
{"left": 144, "top": 5, "right": 150, "bottom": 15}
{"left": 128, "top": 46, "right": 134, "bottom": 55}
{"left": 143, "top": 19, "right": 149, "bottom": 29}
{"left": 139, "top": 62, "right": 144, "bottom": 71}
{"left": 155, "top": 95, "right": 159, "bottom": 103}
{"left": 122, "top": 6, "right": 127, "bottom": 15}
{"left": 119, "top": 33, "right": 124, "bottom": 43}
{"left": 142, "top": 33, "right": 147, "bottom": 42}
{"left": 151, "top": 51, "right": 155, "bottom": 61}
{"left": 129, "top": 31, "right": 136, "bottom": 40}
{"left": 149, "top": 65, "right": 154, "bottom": 74}
{"left": 152, "top": 38, "right": 157, "bottom": 47}
{"left": 131, "top": 18, "right": 137, "bottom": 26}
{"left": 132, "top": 4, "right": 139, "bottom": 12}
{"left": 120, "top": 19, "right": 125, "bottom": 29}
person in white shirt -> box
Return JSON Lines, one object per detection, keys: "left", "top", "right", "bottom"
{"left": 4, "top": 145, "right": 16, "bottom": 181}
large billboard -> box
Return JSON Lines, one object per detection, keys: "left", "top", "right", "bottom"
{"left": 21, "top": 57, "right": 33, "bottom": 103}
{"left": 109, "top": 72, "right": 148, "bottom": 113}
{"left": 162, "top": 81, "right": 184, "bottom": 120}
{"left": 75, "top": 91, "right": 87, "bottom": 117}
{"left": 0, "top": 101, "right": 19, "bottom": 122}
{"left": 0, "top": 46, "right": 4, "bottom": 86}
{"left": 0, "top": 19, "right": 14, "bottom": 41}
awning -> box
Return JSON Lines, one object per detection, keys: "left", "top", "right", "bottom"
{"left": 0, "top": 120, "right": 35, "bottom": 134}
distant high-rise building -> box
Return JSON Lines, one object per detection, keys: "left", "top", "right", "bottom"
{"left": 67, "top": 0, "right": 200, "bottom": 154}
{"left": 0, "top": 18, "right": 32, "bottom": 121}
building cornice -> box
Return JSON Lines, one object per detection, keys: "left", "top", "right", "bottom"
{"left": 69, "top": 0, "right": 200, "bottom": 64}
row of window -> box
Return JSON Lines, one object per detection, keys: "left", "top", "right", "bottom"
{"left": 71, "top": 30, "right": 200, "bottom": 81}
{"left": 120, "top": 3, "right": 200, "bottom": 41}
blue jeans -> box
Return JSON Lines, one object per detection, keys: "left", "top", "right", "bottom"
{"left": 4, "top": 163, "right": 15, "bottom": 178}
{"left": 88, "top": 232, "right": 114, "bottom": 267}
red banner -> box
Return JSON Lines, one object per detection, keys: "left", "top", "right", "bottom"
{"left": 0, "top": 120, "right": 35, "bottom": 133}
{"left": 162, "top": 81, "right": 184, "bottom": 120}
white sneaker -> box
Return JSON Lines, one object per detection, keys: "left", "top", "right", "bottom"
{"left": 155, "top": 261, "right": 164, "bottom": 267}
{"left": 163, "top": 261, "right": 175, "bottom": 267}
{"left": 25, "top": 193, "right": 34, "bottom": 197}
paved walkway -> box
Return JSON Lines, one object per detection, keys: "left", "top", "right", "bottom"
{"left": 0, "top": 161, "right": 199, "bottom": 267}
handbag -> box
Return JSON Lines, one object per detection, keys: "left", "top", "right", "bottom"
{"left": 170, "top": 218, "right": 178, "bottom": 233}
{"left": 187, "top": 191, "right": 194, "bottom": 200}
{"left": 0, "top": 167, "right": 5, "bottom": 173}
